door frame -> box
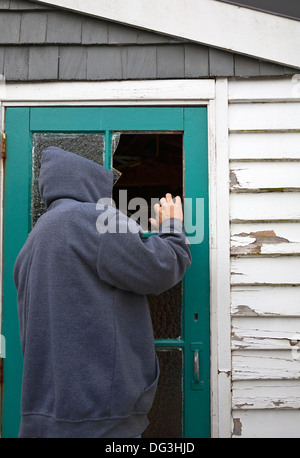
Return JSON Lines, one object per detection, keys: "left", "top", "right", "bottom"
{"left": 0, "top": 78, "right": 232, "bottom": 438}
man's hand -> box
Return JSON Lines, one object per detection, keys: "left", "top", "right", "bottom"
{"left": 149, "top": 193, "right": 183, "bottom": 231}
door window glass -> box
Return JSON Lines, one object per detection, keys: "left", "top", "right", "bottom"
{"left": 143, "top": 349, "right": 183, "bottom": 438}
{"left": 31, "top": 134, "right": 105, "bottom": 226}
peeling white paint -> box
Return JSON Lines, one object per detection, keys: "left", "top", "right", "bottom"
{"left": 229, "top": 79, "right": 300, "bottom": 438}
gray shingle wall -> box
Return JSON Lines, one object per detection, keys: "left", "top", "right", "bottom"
{"left": 0, "top": 1, "right": 297, "bottom": 81}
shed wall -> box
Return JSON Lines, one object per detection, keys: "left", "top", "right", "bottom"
{"left": 1, "top": 0, "right": 300, "bottom": 439}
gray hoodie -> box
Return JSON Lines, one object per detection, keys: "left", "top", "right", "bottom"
{"left": 13, "top": 146, "right": 191, "bottom": 438}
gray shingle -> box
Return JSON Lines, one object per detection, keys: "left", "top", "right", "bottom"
{"left": 0, "top": 46, "right": 5, "bottom": 74}
{"left": 0, "top": 11, "right": 21, "bottom": 43}
{"left": 108, "top": 22, "right": 138, "bottom": 44}
{"left": 20, "top": 11, "right": 47, "bottom": 43}
{"left": 0, "top": 0, "right": 10, "bottom": 9}
{"left": 46, "top": 11, "right": 82, "bottom": 44}
{"left": 59, "top": 46, "right": 87, "bottom": 80}
{"left": 87, "top": 47, "right": 122, "bottom": 80}
{"left": 137, "top": 29, "right": 173, "bottom": 45}
{"left": 185, "top": 44, "right": 209, "bottom": 77}
{"left": 259, "top": 61, "right": 286, "bottom": 76}
{"left": 285, "top": 66, "right": 297, "bottom": 75}
{"left": 235, "top": 54, "right": 260, "bottom": 77}
{"left": 157, "top": 45, "right": 184, "bottom": 78}
{"left": 4, "top": 46, "right": 29, "bottom": 80}
{"left": 209, "top": 48, "right": 234, "bottom": 76}
{"left": 122, "top": 46, "right": 156, "bottom": 79}
{"left": 29, "top": 46, "right": 58, "bottom": 80}
{"left": 82, "top": 17, "right": 107, "bottom": 44}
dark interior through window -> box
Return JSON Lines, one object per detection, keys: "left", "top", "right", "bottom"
{"left": 112, "top": 133, "right": 183, "bottom": 231}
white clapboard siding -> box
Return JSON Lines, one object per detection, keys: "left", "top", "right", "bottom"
{"left": 231, "top": 285, "right": 300, "bottom": 317}
{"left": 231, "top": 222, "right": 300, "bottom": 256}
{"left": 232, "top": 410, "right": 300, "bottom": 438}
{"left": 231, "top": 222, "right": 300, "bottom": 244}
{"left": 232, "top": 380, "right": 300, "bottom": 410}
{"left": 228, "top": 78, "right": 300, "bottom": 103}
{"left": 232, "top": 350, "right": 300, "bottom": 380}
{"left": 232, "top": 317, "right": 300, "bottom": 350}
{"left": 230, "top": 161, "right": 300, "bottom": 191}
{"left": 228, "top": 79, "right": 300, "bottom": 438}
{"left": 230, "top": 192, "right": 300, "bottom": 222}
{"left": 231, "top": 256, "right": 300, "bottom": 285}
{"left": 229, "top": 132, "right": 300, "bottom": 160}
{"left": 229, "top": 102, "right": 300, "bottom": 131}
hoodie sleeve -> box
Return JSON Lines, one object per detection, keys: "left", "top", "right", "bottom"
{"left": 96, "top": 212, "right": 192, "bottom": 296}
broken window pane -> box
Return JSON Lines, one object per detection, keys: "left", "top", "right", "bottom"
{"left": 113, "top": 133, "right": 183, "bottom": 230}
{"left": 31, "top": 134, "right": 105, "bottom": 226}
{"left": 113, "top": 133, "right": 184, "bottom": 338}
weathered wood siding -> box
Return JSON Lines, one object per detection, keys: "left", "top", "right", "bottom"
{"left": 228, "top": 78, "right": 300, "bottom": 438}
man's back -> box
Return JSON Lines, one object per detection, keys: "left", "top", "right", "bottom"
{"left": 13, "top": 147, "right": 191, "bottom": 438}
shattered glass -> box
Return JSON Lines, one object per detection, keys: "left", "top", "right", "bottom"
{"left": 31, "top": 134, "right": 105, "bottom": 226}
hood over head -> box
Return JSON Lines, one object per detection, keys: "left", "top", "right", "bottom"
{"left": 39, "top": 146, "right": 113, "bottom": 208}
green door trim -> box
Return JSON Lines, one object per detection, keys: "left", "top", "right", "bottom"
{"left": 29, "top": 107, "right": 184, "bottom": 132}
{"left": 183, "top": 107, "right": 210, "bottom": 437}
{"left": 2, "top": 106, "right": 210, "bottom": 438}
{"left": 2, "top": 108, "right": 31, "bottom": 438}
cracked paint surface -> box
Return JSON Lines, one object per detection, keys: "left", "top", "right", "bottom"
{"left": 231, "top": 230, "right": 290, "bottom": 255}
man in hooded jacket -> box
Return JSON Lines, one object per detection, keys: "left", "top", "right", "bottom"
{"left": 13, "top": 146, "right": 192, "bottom": 438}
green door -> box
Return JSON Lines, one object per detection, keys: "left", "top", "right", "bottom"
{"left": 2, "top": 107, "right": 209, "bottom": 438}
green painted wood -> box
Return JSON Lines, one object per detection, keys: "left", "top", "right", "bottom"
{"left": 100, "top": 107, "right": 184, "bottom": 131}
{"left": 2, "top": 108, "right": 31, "bottom": 438}
{"left": 154, "top": 339, "right": 184, "bottom": 347}
{"left": 104, "top": 130, "right": 112, "bottom": 170}
{"left": 183, "top": 107, "right": 210, "bottom": 438}
{"left": 30, "top": 107, "right": 103, "bottom": 131}
{"left": 2, "top": 106, "right": 210, "bottom": 439}
{"left": 30, "top": 107, "right": 184, "bottom": 132}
